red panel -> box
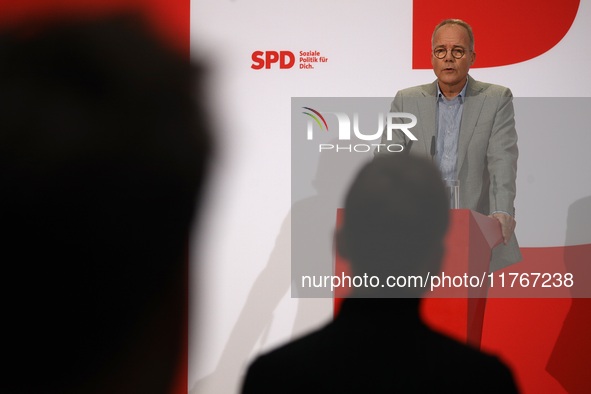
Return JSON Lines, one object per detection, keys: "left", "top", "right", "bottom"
{"left": 412, "top": 0, "right": 580, "bottom": 69}
{"left": 481, "top": 246, "right": 591, "bottom": 394}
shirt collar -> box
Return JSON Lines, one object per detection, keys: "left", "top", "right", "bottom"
{"left": 437, "top": 77, "right": 469, "bottom": 102}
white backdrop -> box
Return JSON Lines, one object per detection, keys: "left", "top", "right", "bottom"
{"left": 189, "top": 1, "right": 591, "bottom": 393}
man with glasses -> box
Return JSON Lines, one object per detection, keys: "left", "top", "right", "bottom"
{"left": 376, "top": 19, "right": 521, "bottom": 271}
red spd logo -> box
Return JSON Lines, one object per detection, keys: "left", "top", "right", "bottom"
{"left": 251, "top": 51, "right": 295, "bottom": 69}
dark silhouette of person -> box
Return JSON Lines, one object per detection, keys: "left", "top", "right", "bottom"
{"left": 0, "top": 14, "right": 211, "bottom": 394}
{"left": 242, "top": 155, "right": 519, "bottom": 393}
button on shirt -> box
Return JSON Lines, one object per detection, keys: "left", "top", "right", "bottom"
{"left": 436, "top": 81, "right": 468, "bottom": 181}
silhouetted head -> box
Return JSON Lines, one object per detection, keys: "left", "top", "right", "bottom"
{"left": 337, "top": 155, "right": 448, "bottom": 297}
{"left": 0, "top": 14, "right": 211, "bottom": 393}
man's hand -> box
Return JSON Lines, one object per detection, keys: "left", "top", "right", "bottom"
{"left": 490, "top": 212, "right": 516, "bottom": 245}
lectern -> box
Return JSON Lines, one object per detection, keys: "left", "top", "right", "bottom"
{"left": 333, "top": 209, "right": 503, "bottom": 349}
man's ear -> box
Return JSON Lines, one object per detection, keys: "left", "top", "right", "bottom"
{"left": 335, "top": 227, "right": 349, "bottom": 259}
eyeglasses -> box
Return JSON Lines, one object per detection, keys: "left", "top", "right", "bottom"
{"left": 432, "top": 47, "right": 467, "bottom": 59}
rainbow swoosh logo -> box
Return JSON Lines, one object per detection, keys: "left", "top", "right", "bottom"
{"left": 302, "top": 107, "right": 328, "bottom": 131}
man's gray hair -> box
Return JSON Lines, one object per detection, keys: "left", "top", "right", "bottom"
{"left": 431, "top": 19, "right": 475, "bottom": 51}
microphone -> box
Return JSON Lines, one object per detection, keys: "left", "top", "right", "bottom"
{"left": 405, "top": 139, "right": 413, "bottom": 155}
{"left": 430, "top": 135, "right": 436, "bottom": 162}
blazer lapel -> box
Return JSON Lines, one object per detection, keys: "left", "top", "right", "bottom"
{"left": 457, "top": 75, "right": 485, "bottom": 173}
{"left": 418, "top": 82, "right": 437, "bottom": 154}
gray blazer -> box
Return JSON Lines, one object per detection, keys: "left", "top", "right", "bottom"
{"left": 377, "top": 75, "right": 521, "bottom": 270}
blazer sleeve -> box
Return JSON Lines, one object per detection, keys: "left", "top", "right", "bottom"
{"left": 487, "top": 88, "right": 518, "bottom": 215}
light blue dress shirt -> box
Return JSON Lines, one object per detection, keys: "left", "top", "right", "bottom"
{"left": 435, "top": 80, "right": 468, "bottom": 181}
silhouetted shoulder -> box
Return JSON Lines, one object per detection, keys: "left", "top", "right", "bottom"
{"left": 242, "top": 315, "right": 519, "bottom": 394}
